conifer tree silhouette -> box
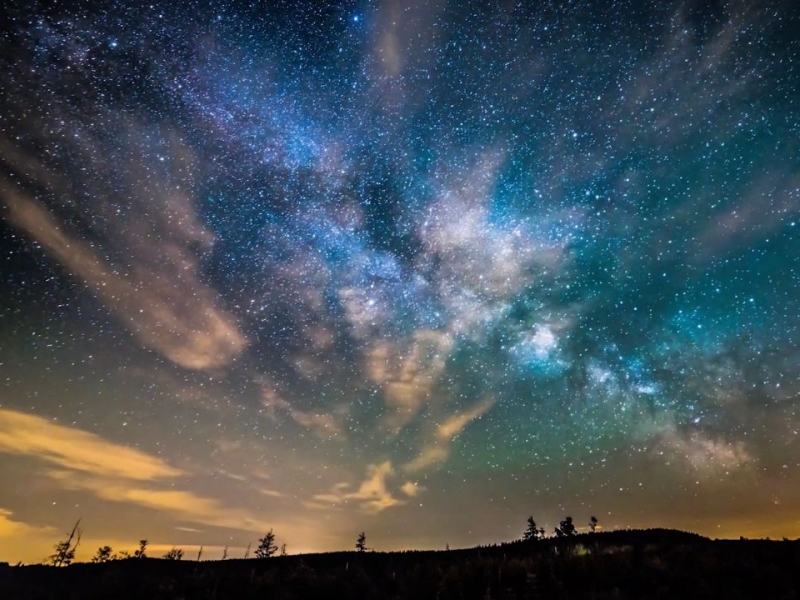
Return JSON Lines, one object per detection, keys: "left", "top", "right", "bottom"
{"left": 255, "top": 530, "right": 278, "bottom": 558}
{"left": 523, "top": 516, "right": 543, "bottom": 541}
{"left": 355, "top": 532, "right": 367, "bottom": 552}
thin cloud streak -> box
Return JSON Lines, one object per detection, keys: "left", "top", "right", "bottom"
{"left": 0, "top": 409, "right": 182, "bottom": 481}
{"left": 404, "top": 399, "right": 496, "bottom": 473}
{"left": 46, "top": 471, "right": 275, "bottom": 533}
{"left": 0, "top": 409, "right": 278, "bottom": 534}
{"left": 0, "top": 114, "right": 247, "bottom": 372}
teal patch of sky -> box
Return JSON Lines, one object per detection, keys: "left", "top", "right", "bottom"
{"left": 499, "top": 315, "right": 569, "bottom": 380}
{"left": 676, "top": 239, "right": 797, "bottom": 346}
{"left": 509, "top": 339, "right": 570, "bottom": 379}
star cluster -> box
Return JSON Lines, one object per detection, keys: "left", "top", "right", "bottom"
{"left": 1, "top": 0, "right": 799, "bottom": 561}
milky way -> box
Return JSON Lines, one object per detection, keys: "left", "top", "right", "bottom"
{"left": 1, "top": 0, "right": 799, "bottom": 561}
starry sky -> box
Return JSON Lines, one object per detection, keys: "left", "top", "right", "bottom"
{"left": 1, "top": 0, "right": 799, "bottom": 563}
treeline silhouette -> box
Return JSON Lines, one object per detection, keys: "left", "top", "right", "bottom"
{"left": 41, "top": 522, "right": 289, "bottom": 565}
{"left": 2, "top": 523, "right": 799, "bottom": 599}
{"left": 43, "top": 516, "right": 595, "bottom": 567}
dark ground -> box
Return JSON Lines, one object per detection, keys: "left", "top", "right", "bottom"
{"left": 2, "top": 529, "right": 799, "bottom": 600}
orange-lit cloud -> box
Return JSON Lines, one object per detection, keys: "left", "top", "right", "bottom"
{"left": 0, "top": 508, "right": 58, "bottom": 564}
{"left": 0, "top": 508, "right": 53, "bottom": 540}
{"left": 0, "top": 120, "right": 247, "bottom": 372}
{"left": 259, "top": 489, "right": 285, "bottom": 498}
{"left": 403, "top": 445, "right": 449, "bottom": 473}
{"left": 46, "top": 471, "right": 275, "bottom": 533}
{"left": 400, "top": 481, "right": 424, "bottom": 498}
{"left": 314, "top": 461, "right": 404, "bottom": 513}
{"left": 404, "top": 399, "right": 496, "bottom": 473}
{"left": 436, "top": 399, "right": 495, "bottom": 440}
{"left": 0, "top": 409, "right": 279, "bottom": 535}
{"left": 0, "top": 409, "right": 182, "bottom": 480}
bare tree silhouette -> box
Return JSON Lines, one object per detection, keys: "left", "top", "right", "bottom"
{"left": 49, "top": 520, "right": 82, "bottom": 567}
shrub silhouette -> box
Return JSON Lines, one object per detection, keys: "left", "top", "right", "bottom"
{"left": 133, "top": 539, "right": 148, "bottom": 559}
{"left": 163, "top": 547, "right": 184, "bottom": 560}
{"left": 91, "top": 545, "right": 114, "bottom": 563}
{"left": 555, "top": 516, "right": 576, "bottom": 537}
{"left": 589, "top": 515, "right": 599, "bottom": 532}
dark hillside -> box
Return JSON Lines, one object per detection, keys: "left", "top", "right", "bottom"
{"left": 2, "top": 530, "right": 799, "bottom": 600}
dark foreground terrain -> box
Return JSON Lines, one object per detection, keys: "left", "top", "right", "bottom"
{"left": 2, "top": 529, "right": 799, "bottom": 600}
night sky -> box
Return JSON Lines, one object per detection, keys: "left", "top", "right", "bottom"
{"left": 1, "top": 0, "right": 799, "bottom": 563}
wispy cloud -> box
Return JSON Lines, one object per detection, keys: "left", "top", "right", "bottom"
{"left": 0, "top": 409, "right": 275, "bottom": 533}
{"left": 436, "top": 399, "right": 496, "bottom": 440}
{"left": 314, "top": 461, "right": 403, "bottom": 513}
{"left": 0, "top": 409, "right": 182, "bottom": 480}
{"left": 405, "top": 399, "right": 496, "bottom": 473}
{"left": 261, "top": 385, "right": 344, "bottom": 439}
{"left": 694, "top": 171, "right": 800, "bottom": 262}
{"left": 366, "top": 0, "right": 445, "bottom": 113}
{"left": 0, "top": 117, "right": 247, "bottom": 371}
{"left": 403, "top": 445, "right": 449, "bottom": 473}
{"left": 366, "top": 330, "right": 454, "bottom": 432}
{"left": 46, "top": 471, "right": 274, "bottom": 532}
{"left": 0, "top": 508, "right": 58, "bottom": 564}
{"left": 0, "top": 508, "right": 53, "bottom": 539}
{"left": 400, "top": 481, "right": 424, "bottom": 498}
{"left": 259, "top": 489, "right": 285, "bottom": 498}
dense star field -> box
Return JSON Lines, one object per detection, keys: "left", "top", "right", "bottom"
{"left": 1, "top": 0, "right": 799, "bottom": 563}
